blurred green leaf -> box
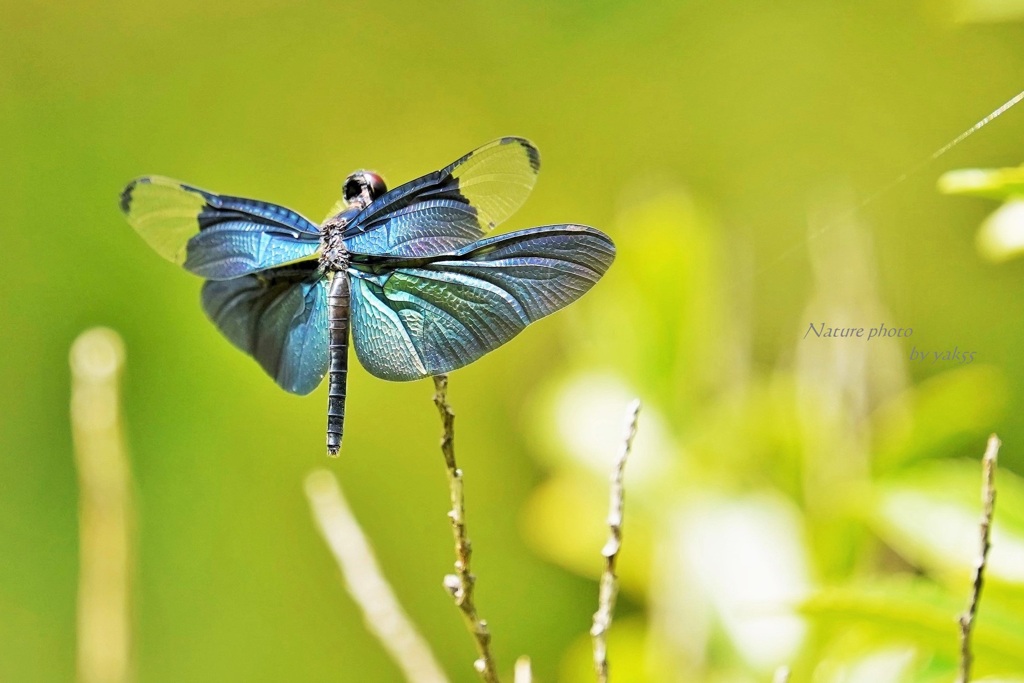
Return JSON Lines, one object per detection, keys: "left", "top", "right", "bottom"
{"left": 938, "top": 167, "right": 1024, "bottom": 200}
{"left": 801, "top": 579, "right": 1024, "bottom": 676}
{"left": 871, "top": 366, "right": 1007, "bottom": 472}
{"left": 938, "top": 166, "right": 1024, "bottom": 261}
{"left": 867, "top": 459, "right": 1024, "bottom": 586}
{"left": 976, "top": 200, "right": 1024, "bottom": 262}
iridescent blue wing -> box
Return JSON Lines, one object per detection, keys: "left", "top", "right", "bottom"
{"left": 200, "top": 261, "right": 329, "bottom": 394}
{"left": 342, "top": 137, "right": 541, "bottom": 257}
{"left": 348, "top": 225, "right": 614, "bottom": 381}
{"left": 120, "top": 176, "right": 321, "bottom": 280}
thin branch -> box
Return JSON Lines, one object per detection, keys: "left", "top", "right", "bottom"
{"left": 957, "top": 433, "right": 1000, "bottom": 683}
{"left": 772, "top": 665, "right": 791, "bottom": 683}
{"left": 305, "top": 470, "right": 449, "bottom": 683}
{"left": 432, "top": 374, "right": 500, "bottom": 683}
{"left": 591, "top": 399, "right": 642, "bottom": 683}
{"left": 70, "top": 327, "right": 134, "bottom": 683}
{"left": 513, "top": 656, "right": 532, "bottom": 683}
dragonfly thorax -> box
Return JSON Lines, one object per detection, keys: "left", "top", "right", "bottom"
{"left": 319, "top": 171, "right": 388, "bottom": 271}
{"left": 320, "top": 211, "right": 352, "bottom": 271}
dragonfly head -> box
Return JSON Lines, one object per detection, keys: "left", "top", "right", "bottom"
{"left": 342, "top": 171, "right": 387, "bottom": 210}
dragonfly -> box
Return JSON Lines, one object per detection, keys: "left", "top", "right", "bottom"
{"left": 120, "top": 137, "right": 615, "bottom": 455}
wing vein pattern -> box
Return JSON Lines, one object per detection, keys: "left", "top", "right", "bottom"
{"left": 349, "top": 225, "right": 614, "bottom": 381}
{"left": 201, "top": 261, "right": 329, "bottom": 394}
{"left": 121, "top": 176, "right": 321, "bottom": 280}
{"left": 343, "top": 137, "right": 541, "bottom": 258}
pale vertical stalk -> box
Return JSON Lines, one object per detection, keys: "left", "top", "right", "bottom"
{"left": 70, "top": 328, "right": 133, "bottom": 683}
{"left": 513, "top": 656, "right": 532, "bottom": 683}
{"left": 957, "top": 434, "right": 1000, "bottom": 683}
{"left": 772, "top": 665, "right": 791, "bottom": 683}
{"left": 305, "top": 470, "right": 449, "bottom": 683}
{"left": 591, "top": 399, "right": 641, "bottom": 683}
{"left": 431, "top": 375, "right": 500, "bottom": 683}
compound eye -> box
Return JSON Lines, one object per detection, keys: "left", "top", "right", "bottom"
{"left": 342, "top": 171, "right": 388, "bottom": 205}
{"left": 342, "top": 174, "right": 365, "bottom": 203}
{"left": 362, "top": 172, "right": 387, "bottom": 201}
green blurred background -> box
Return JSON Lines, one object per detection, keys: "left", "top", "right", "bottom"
{"left": 5, "top": 1, "right": 1024, "bottom": 681}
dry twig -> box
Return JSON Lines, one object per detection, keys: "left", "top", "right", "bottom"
{"left": 70, "top": 327, "right": 134, "bottom": 683}
{"left": 432, "top": 374, "right": 500, "bottom": 682}
{"left": 591, "top": 399, "right": 642, "bottom": 683}
{"left": 305, "top": 470, "right": 448, "bottom": 683}
{"left": 956, "top": 433, "right": 1000, "bottom": 683}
